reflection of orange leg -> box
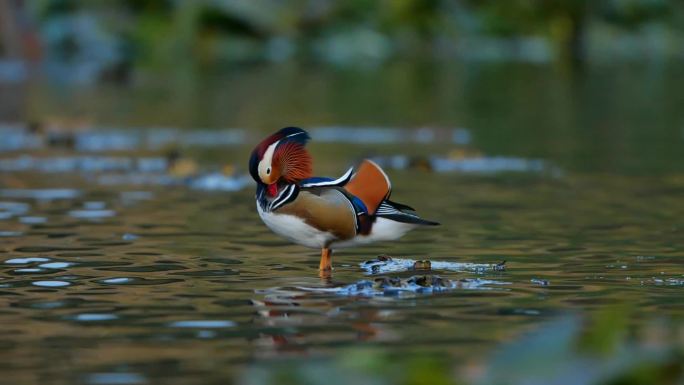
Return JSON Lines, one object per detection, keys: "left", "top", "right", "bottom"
{"left": 319, "top": 248, "right": 332, "bottom": 271}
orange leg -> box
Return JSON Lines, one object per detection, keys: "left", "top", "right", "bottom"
{"left": 319, "top": 248, "right": 332, "bottom": 271}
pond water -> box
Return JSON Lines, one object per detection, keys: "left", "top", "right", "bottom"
{"left": 1, "top": 62, "right": 683, "bottom": 384}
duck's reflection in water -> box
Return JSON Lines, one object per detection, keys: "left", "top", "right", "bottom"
{"left": 250, "top": 286, "right": 397, "bottom": 354}
{"left": 249, "top": 270, "right": 508, "bottom": 355}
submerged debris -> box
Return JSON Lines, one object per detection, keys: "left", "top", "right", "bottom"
{"left": 406, "top": 275, "right": 446, "bottom": 288}
{"left": 288, "top": 256, "right": 513, "bottom": 296}
{"left": 374, "top": 276, "right": 402, "bottom": 288}
{"left": 361, "top": 256, "right": 505, "bottom": 275}
{"left": 298, "top": 274, "right": 507, "bottom": 297}
{"left": 412, "top": 260, "right": 432, "bottom": 270}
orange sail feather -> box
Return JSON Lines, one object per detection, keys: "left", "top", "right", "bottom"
{"left": 344, "top": 160, "right": 391, "bottom": 215}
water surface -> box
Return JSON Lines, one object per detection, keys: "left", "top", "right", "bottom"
{"left": 1, "top": 62, "right": 683, "bottom": 384}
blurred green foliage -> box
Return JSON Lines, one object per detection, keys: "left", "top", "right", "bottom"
{"left": 23, "top": 0, "right": 684, "bottom": 71}
{"left": 240, "top": 310, "right": 683, "bottom": 385}
{"left": 577, "top": 305, "right": 631, "bottom": 355}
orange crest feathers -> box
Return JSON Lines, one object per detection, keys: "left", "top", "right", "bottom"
{"left": 273, "top": 142, "right": 313, "bottom": 183}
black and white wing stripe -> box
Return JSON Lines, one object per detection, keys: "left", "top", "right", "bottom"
{"left": 376, "top": 201, "right": 416, "bottom": 216}
{"left": 300, "top": 167, "right": 354, "bottom": 188}
{"left": 375, "top": 200, "right": 439, "bottom": 226}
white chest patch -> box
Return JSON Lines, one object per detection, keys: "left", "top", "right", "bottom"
{"left": 257, "top": 203, "right": 333, "bottom": 249}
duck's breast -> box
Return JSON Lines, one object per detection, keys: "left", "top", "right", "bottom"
{"left": 257, "top": 203, "right": 333, "bottom": 248}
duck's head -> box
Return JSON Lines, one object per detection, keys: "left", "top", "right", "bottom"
{"left": 249, "top": 127, "right": 313, "bottom": 197}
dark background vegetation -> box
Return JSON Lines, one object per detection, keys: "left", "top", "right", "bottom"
{"left": 1, "top": 0, "right": 682, "bottom": 77}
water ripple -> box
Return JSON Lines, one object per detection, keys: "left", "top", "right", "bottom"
{"left": 5, "top": 257, "right": 51, "bottom": 264}
{"left": 32, "top": 280, "right": 71, "bottom": 287}
{"left": 168, "top": 320, "right": 237, "bottom": 328}
{"left": 74, "top": 313, "right": 118, "bottom": 322}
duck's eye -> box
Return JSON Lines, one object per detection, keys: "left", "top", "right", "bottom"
{"left": 266, "top": 167, "right": 271, "bottom": 175}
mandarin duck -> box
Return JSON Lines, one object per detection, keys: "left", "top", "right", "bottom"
{"left": 249, "top": 127, "right": 439, "bottom": 271}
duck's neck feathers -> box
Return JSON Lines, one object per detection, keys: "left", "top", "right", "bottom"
{"left": 257, "top": 183, "right": 300, "bottom": 212}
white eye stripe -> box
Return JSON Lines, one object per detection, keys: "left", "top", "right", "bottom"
{"left": 258, "top": 141, "right": 279, "bottom": 181}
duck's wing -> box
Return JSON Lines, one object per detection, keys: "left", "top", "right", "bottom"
{"left": 296, "top": 158, "right": 392, "bottom": 217}
{"left": 276, "top": 187, "right": 358, "bottom": 241}
{"left": 343, "top": 159, "right": 391, "bottom": 215}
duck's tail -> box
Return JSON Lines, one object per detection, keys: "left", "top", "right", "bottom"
{"left": 375, "top": 200, "right": 440, "bottom": 226}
